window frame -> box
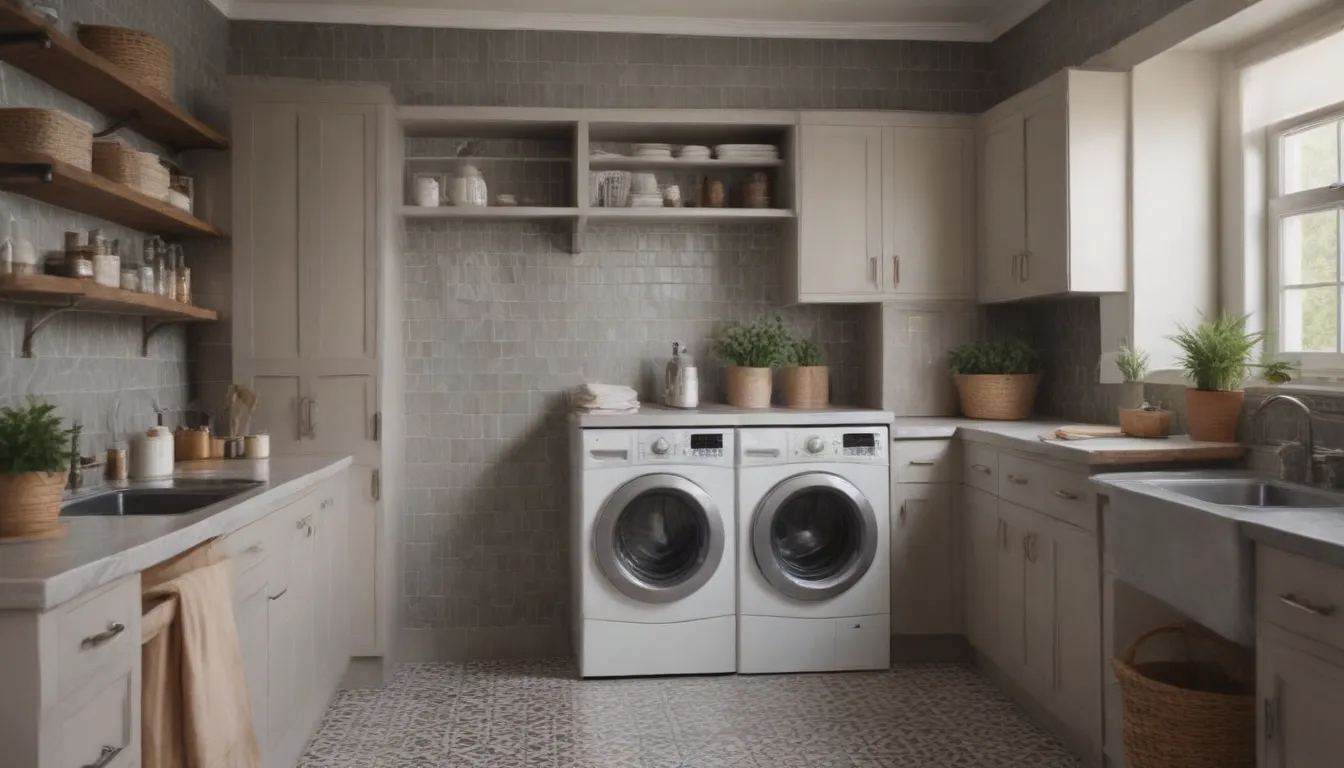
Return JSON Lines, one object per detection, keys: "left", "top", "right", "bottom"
{"left": 1268, "top": 100, "right": 1344, "bottom": 371}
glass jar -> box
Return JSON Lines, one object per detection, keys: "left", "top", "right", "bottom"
{"left": 450, "top": 165, "right": 488, "bottom": 207}
{"left": 120, "top": 267, "right": 139, "bottom": 291}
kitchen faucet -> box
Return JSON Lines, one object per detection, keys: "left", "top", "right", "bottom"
{"left": 1250, "top": 394, "right": 1314, "bottom": 482}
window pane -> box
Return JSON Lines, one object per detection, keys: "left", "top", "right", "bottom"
{"left": 1282, "top": 209, "right": 1340, "bottom": 285}
{"left": 1284, "top": 121, "right": 1341, "bottom": 194}
{"left": 1282, "top": 286, "right": 1339, "bottom": 352}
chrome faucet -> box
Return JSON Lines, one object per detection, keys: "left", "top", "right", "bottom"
{"left": 1251, "top": 394, "right": 1314, "bottom": 482}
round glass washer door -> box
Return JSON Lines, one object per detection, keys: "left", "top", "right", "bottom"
{"left": 751, "top": 472, "right": 878, "bottom": 601}
{"left": 593, "top": 474, "right": 725, "bottom": 604}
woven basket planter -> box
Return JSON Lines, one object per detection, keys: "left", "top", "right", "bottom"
{"left": 0, "top": 108, "right": 93, "bottom": 170}
{"left": 724, "top": 367, "right": 772, "bottom": 409}
{"left": 0, "top": 471, "right": 66, "bottom": 541}
{"left": 1112, "top": 623, "right": 1255, "bottom": 768}
{"left": 782, "top": 366, "right": 829, "bottom": 409}
{"left": 954, "top": 373, "right": 1040, "bottom": 420}
{"left": 77, "top": 24, "right": 174, "bottom": 98}
{"left": 1119, "top": 408, "right": 1174, "bottom": 438}
{"left": 1185, "top": 389, "right": 1244, "bottom": 443}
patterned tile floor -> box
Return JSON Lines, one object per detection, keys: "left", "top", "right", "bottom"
{"left": 299, "top": 661, "right": 1080, "bottom": 767}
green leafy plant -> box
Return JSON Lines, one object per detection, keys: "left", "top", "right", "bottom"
{"left": 0, "top": 397, "right": 70, "bottom": 474}
{"left": 949, "top": 339, "right": 1040, "bottom": 376}
{"left": 714, "top": 316, "right": 793, "bottom": 368}
{"left": 790, "top": 337, "right": 823, "bottom": 367}
{"left": 1170, "top": 314, "right": 1264, "bottom": 391}
{"left": 1116, "top": 340, "right": 1150, "bottom": 383}
{"left": 1256, "top": 360, "right": 1296, "bottom": 384}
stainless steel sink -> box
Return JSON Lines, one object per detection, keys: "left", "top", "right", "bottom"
{"left": 61, "top": 481, "right": 264, "bottom": 517}
{"left": 1146, "top": 478, "right": 1344, "bottom": 509}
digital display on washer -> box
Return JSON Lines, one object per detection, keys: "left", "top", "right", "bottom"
{"left": 842, "top": 433, "right": 876, "bottom": 448}
{"left": 690, "top": 434, "right": 724, "bottom": 450}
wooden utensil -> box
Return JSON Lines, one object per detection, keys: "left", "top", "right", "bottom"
{"left": 226, "top": 384, "right": 258, "bottom": 438}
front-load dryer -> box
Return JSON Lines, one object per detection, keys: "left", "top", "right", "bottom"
{"left": 572, "top": 427, "right": 736, "bottom": 677}
{"left": 737, "top": 425, "right": 891, "bottom": 674}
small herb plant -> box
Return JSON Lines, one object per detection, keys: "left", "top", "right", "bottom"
{"left": 1257, "top": 359, "right": 1296, "bottom": 385}
{"left": 1116, "top": 340, "right": 1150, "bottom": 383}
{"left": 949, "top": 339, "right": 1040, "bottom": 376}
{"left": 0, "top": 397, "right": 70, "bottom": 474}
{"left": 1170, "top": 314, "right": 1264, "bottom": 392}
{"left": 790, "top": 337, "right": 823, "bottom": 367}
{"left": 714, "top": 316, "right": 792, "bottom": 369}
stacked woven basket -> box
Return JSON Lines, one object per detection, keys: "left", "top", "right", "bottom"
{"left": 77, "top": 24, "right": 174, "bottom": 99}
{"left": 93, "top": 139, "right": 171, "bottom": 200}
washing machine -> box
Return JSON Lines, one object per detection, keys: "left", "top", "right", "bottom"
{"left": 737, "top": 425, "right": 891, "bottom": 674}
{"left": 571, "top": 427, "right": 736, "bottom": 678}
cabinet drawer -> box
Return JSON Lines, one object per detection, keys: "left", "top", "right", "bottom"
{"left": 219, "top": 513, "right": 278, "bottom": 578}
{"left": 53, "top": 662, "right": 138, "bottom": 768}
{"left": 56, "top": 576, "right": 140, "bottom": 701}
{"left": 998, "top": 453, "right": 1046, "bottom": 510}
{"left": 1039, "top": 465, "right": 1098, "bottom": 534}
{"left": 1260, "top": 546, "right": 1344, "bottom": 652}
{"left": 963, "top": 442, "right": 999, "bottom": 494}
{"left": 895, "top": 440, "right": 955, "bottom": 483}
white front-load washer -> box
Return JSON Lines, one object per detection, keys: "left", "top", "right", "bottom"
{"left": 737, "top": 425, "right": 891, "bottom": 674}
{"left": 572, "top": 426, "right": 736, "bottom": 678}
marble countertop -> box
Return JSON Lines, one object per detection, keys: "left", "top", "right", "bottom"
{"left": 572, "top": 404, "right": 895, "bottom": 429}
{"left": 892, "top": 417, "right": 1247, "bottom": 467}
{"left": 0, "top": 454, "right": 352, "bottom": 612}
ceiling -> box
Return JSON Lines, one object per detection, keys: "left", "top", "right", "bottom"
{"left": 216, "top": 0, "right": 1050, "bottom": 41}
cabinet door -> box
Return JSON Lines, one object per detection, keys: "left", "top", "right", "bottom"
{"left": 891, "top": 483, "right": 959, "bottom": 635}
{"left": 996, "top": 501, "right": 1029, "bottom": 674}
{"left": 347, "top": 465, "right": 382, "bottom": 656}
{"left": 980, "top": 114, "right": 1026, "bottom": 302}
{"left": 797, "top": 125, "right": 884, "bottom": 299}
{"left": 1260, "top": 632, "right": 1344, "bottom": 767}
{"left": 235, "top": 576, "right": 270, "bottom": 766}
{"left": 1022, "top": 93, "right": 1069, "bottom": 298}
{"left": 1051, "top": 518, "right": 1102, "bottom": 747}
{"left": 308, "top": 374, "right": 379, "bottom": 464}
{"left": 1022, "top": 508, "right": 1057, "bottom": 698}
{"left": 884, "top": 126, "right": 974, "bottom": 299}
{"left": 265, "top": 584, "right": 295, "bottom": 766}
{"left": 964, "top": 486, "right": 999, "bottom": 657}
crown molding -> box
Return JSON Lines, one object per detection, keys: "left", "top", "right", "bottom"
{"left": 982, "top": 0, "right": 1053, "bottom": 40}
{"left": 227, "top": 1, "right": 996, "bottom": 41}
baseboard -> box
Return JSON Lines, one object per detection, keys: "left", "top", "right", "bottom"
{"left": 973, "top": 650, "right": 1104, "bottom": 768}
{"left": 890, "top": 634, "right": 973, "bottom": 663}
{"left": 341, "top": 656, "right": 389, "bottom": 689}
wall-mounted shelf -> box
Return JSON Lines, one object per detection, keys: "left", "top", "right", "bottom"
{"left": 585, "top": 208, "right": 794, "bottom": 222}
{"left": 589, "top": 157, "right": 783, "bottom": 171}
{"left": 0, "top": 4, "right": 228, "bottom": 151}
{"left": 400, "top": 206, "right": 579, "bottom": 220}
{"left": 0, "top": 274, "right": 218, "bottom": 357}
{"left": 0, "top": 152, "right": 224, "bottom": 237}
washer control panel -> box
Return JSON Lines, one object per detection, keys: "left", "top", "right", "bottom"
{"left": 789, "top": 427, "right": 889, "bottom": 464}
{"left": 636, "top": 429, "right": 734, "bottom": 465}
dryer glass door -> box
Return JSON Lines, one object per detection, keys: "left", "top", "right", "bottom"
{"left": 595, "top": 474, "right": 725, "bottom": 604}
{"left": 752, "top": 472, "right": 878, "bottom": 601}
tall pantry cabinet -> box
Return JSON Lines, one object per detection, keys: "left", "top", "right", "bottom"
{"left": 231, "top": 81, "right": 405, "bottom": 681}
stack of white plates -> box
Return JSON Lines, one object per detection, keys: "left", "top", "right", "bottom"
{"left": 677, "top": 145, "right": 711, "bottom": 161}
{"left": 715, "top": 144, "right": 779, "bottom": 161}
{"left": 629, "top": 193, "right": 665, "bottom": 208}
{"left": 633, "top": 143, "right": 673, "bottom": 160}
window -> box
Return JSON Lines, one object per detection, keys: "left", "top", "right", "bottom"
{"left": 1270, "top": 104, "right": 1344, "bottom": 366}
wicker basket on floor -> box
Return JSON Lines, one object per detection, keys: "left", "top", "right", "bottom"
{"left": 1112, "top": 622, "right": 1255, "bottom": 768}
{"left": 0, "top": 108, "right": 93, "bottom": 170}
{"left": 77, "top": 24, "right": 174, "bottom": 98}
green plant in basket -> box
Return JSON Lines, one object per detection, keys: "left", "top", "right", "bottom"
{"left": 714, "top": 315, "right": 792, "bottom": 369}
{"left": 949, "top": 339, "right": 1040, "bottom": 376}
{"left": 790, "top": 337, "right": 823, "bottom": 367}
{"left": 0, "top": 397, "right": 69, "bottom": 474}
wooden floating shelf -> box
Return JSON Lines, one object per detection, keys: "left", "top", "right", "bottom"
{"left": 0, "top": 151, "right": 224, "bottom": 237}
{"left": 589, "top": 157, "right": 783, "bottom": 171}
{"left": 0, "top": 4, "right": 228, "bottom": 150}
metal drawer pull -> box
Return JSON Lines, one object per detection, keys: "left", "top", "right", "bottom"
{"left": 971, "top": 464, "right": 991, "bottom": 475}
{"left": 1279, "top": 593, "right": 1336, "bottom": 617}
{"left": 268, "top": 588, "right": 289, "bottom": 601}
{"left": 81, "top": 622, "right": 126, "bottom": 649}
{"left": 908, "top": 460, "right": 936, "bottom": 467}
{"left": 1007, "top": 474, "right": 1029, "bottom": 485}
{"left": 83, "top": 745, "right": 123, "bottom": 768}
{"left": 1054, "top": 489, "right": 1081, "bottom": 500}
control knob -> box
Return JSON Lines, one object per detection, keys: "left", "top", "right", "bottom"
{"left": 805, "top": 436, "right": 826, "bottom": 455}
{"left": 651, "top": 438, "right": 671, "bottom": 456}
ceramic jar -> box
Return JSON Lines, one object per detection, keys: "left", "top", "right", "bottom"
{"left": 450, "top": 165, "right": 488, "bottom": 207}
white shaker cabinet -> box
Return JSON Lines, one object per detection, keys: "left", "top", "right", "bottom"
{"left": 1258, "top": 627, "right": 1344, "bottom": 768}
{"left": 890, "top": 482, "right": 960, "bottom": 635}
{"left": 963, "top": 485, "right": 1000, "bottom": 659}
{"left": 976, "top": 69, "right": 1128, "bottom": 303}
{"left": 790, "top": 112, "right": 975, "bottom": 304}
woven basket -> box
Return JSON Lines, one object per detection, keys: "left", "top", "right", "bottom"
{"left": 93, "top": 138, "right": 140, "bottom": 183}
{"left": 724, "top": 367, "right": 772, "bottom": 409}
{"left": 0, "top": 471, "right": 66, "bottom": 541}
{"left": 1185, "top": 388, "right": 1244, "bottom": 443}
{"left": 0, "top": 108, "right": 93, "bottom": 170}
{"left": 954, "top": 373, "right": 1040, "bottom": 420}
{"left": 77, "top": 24, "right": 174, "bottom": 98}
{"left": 137, "top": 153, "right": 170, "bottom": 200}
{"left": 1119, "top": 408, "right": 1174, "bottom": 438}
{"left": 782, "top": 366, "right": 829, "bottom": 409}
{"left": 1113, "top": 623, "right": 1255, "bottom": 768}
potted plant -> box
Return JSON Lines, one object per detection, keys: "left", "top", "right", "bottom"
{"left": 714, "top": 315, "right": 791, "bottom": 409}
{"left": 1171, "top": 314, "right": 1263, "bottom": 443}
{"left": 782, "top": 336, "right": 829, "bottom": 409}
{"left": 1115, "top": 340, "right": 1150, "bottom": 410}
{"left": 0, "top": 397, "right": 70, "bottom": 540}
{"left": 949, "top": 339, "right": 1041, "bottom": 420}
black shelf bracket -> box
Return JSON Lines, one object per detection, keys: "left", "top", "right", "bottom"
{"left": 22, "top": 299, "right": 78, "bottom": 358}
{"left": 0, "top": 30, "right": 51, "bottom": 50}
{"left": 141, "top": 316, "right": 177, "bottom": 357}
{"left": 0, "top": 162, "right": 54, "bottom": 183}
{"left": 94, "top": 113, "right": 138, "bottom": 139}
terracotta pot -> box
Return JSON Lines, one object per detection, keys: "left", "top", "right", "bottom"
{"left": 782, "top": 366, "right": 829, "bottom": 409}
{"left": 954, "top": 373, "right": 1041, "bottom": 421}
{"left": 0, "top": 470, "right": 66, "bottom": 541}
{"left": 724, "top": 366, "right": 773, "bottom": 409}
{"left": 1184, "top": 388, "right": 1245, "bottom": 443}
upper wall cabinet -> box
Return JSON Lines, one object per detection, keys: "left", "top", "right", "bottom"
{"left": 977, "top": 69, "right": 1129, "bottom": 304}
{"left": 788, "top": 113, "right": 976, "bottom": 304}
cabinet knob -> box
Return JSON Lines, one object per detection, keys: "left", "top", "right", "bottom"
{"left": 908, "top": 460, "right": 936, "bottom": 467}
{"left": 1054, "top": 489, "right": 1080, "bottom": 500}
{"left": 82, "top": 745, "right": 123, "bottom": 768}
{"left": 971, "top": 463, "right": 992, "bottom": 475}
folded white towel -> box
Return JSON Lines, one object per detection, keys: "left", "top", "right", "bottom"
{"left": 571, "top": 382, "right": 639, "bottom": 414}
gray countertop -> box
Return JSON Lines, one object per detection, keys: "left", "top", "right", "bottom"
{"left": 572, "top": 404, "right": 895, "bottom": 428}
{"left": 0, "top": 454, "right": 352, "bottom": 611}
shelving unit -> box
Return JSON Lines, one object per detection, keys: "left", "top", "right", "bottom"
{"left": 401, "top": 206, "right": 579, "bottom": 220}
{"left": 589, "top": 157, "right": 783, "bottom": 171}
{"left": 586, "top": 208, "right": 794, "bottom": 222}
{"left": 0, "top": 274, "right": 218, "bottom": 357}
{"left": 0, "top": 4, "right": 228, "bottom": 151}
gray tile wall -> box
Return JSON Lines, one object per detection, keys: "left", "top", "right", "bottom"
{"left": 0, "top": 0, "right": 228, "bottom": 449}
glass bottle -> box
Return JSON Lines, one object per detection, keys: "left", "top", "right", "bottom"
{"left": 172, "top": 244, "right": 190, "bottom": 304}
{"left": 139, "top": 238, "right": 156, "bottom": 294}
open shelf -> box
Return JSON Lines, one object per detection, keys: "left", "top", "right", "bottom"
{"left": 589, "top": 157, "right": 782, "bottom": 171}
{"left": 0, "top": 151, "right": 224, "bottom": 237}
{"left": 0, "top": 4, "right": 228, "bottom": 150}
{"left": 586, "top": 208, "right": 794, "bottom": 222}
{"left": 401, "top": 205, "right": 579, "bottom": 220}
